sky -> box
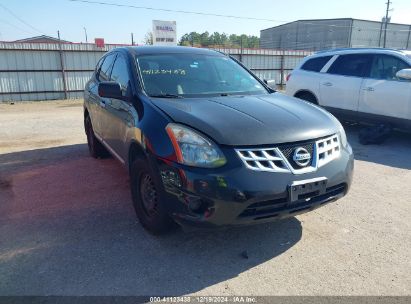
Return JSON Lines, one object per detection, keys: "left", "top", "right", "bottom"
{"left": 0, "top": 0, "right": 410, "bottom": 44}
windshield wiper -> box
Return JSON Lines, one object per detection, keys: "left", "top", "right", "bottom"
{"left": 149, "top": 94, "right": 184, "bottom": 99}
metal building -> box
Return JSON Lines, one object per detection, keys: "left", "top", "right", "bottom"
{"left": 260, "top": 18, "right": 411, "bottom": 51}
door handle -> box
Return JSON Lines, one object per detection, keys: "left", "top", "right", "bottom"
{"left": 322, "top": 82, "right": 333, "bottom": 87}
{"left": 362, "top": 87, "right": 375, "bottom": 92}
{"left": 99, "top": 100, "right": 106, "bottom": 107}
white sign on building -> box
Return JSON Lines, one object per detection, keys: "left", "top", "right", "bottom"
{"left": 152, "top": 20, "right": 177, "bottom": 46}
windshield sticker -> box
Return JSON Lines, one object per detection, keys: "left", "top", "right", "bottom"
{"left": 142, "top": 69, "right": 186, "bottom": 75}
{"left": 190, "top": 62, "right": 199, "bottom": 68}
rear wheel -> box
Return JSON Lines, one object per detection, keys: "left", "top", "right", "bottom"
{"left": 85, "top": 115, "right": 109, "bottom": 158}
{"left": 295, "top": 91, "right": 318, "bottom": 104}
{"left": 130, "top": 159, "right": 176, "bottom": 234}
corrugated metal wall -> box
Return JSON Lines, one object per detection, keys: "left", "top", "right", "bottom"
{"left": 351, "top": 20, "right": 411, "bottom": 49}
{"left": 261, "top": 19, "right": 411, "bottom": 51}
{"left": 260, "top": 19, "right": 352, "bottom": 50}
{"left": 0, "top": 42, "right": 123, "bottom": 102}
{"left": 213, "top": 48, "right": 311, "bottom": 85}
{"left": 0, "top": 43, "right": 311, "bottom": 102}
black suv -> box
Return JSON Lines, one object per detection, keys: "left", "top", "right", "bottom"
{"left": 84, "top": 46, "right": 354, "bottom": 234}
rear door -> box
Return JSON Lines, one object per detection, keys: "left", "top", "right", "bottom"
{"left": 286, "top": 55, "right": 333, "bottom": 98}
{"left": 358, "top": 54, "right": 411, "bottom": 121}
{"left": 88, "top": 53, "right": 116, "bottom": 138}
{"left": 320, "top": 54, "right": 373, "bottom": 113}
{"left": 103, "top": 53, "right": 135, "bottom": 162}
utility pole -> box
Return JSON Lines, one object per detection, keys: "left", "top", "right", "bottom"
{"left": 57, "top": 30, "right": 68, "bottom": 100}
{"left": 383, "top": 0, "right": 392, "bottom": 48}
{"left": 83, "top": 27, "right": 88, "bottom": 43}
{"left": 239, "top": 36, "right": 243, "bottom": 62}
{"left": 131, "top": 33, "right": 134, "bottom": 45}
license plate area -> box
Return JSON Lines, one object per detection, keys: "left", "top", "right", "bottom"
{"left": 289, "top": 177, "right": 328, "bottom": 203}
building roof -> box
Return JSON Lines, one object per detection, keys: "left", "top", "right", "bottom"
{"left": 13, "top": 35, "right": 71, "bottom": 43}
{"left": 261, "top": 18, "right": 411, "bottom": 32}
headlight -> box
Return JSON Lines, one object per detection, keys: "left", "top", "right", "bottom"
{"left": 166, "top": 123, "right": 226, "bottom": 168}
{"left": 338, "top": 123, "right": 348, "bottom": 147}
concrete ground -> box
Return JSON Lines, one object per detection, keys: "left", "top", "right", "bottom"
{"left": 0, "top": 100, "right": 410, "bottom": 296}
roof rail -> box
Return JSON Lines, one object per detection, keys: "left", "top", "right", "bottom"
{"left": 315, "top": 47, "right": 403, "bottom": 54}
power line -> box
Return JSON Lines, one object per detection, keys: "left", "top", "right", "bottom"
{"left": 0, "top": 3, "right": 44, "bottom": 35}
{"left": 68, "top": 0, "right": 411, "bottom": 33}
{"left": 0, "top": 19, "right": 35, "bottom": 35}
{"left": 68, "top": 0, "right": 290, "bottom": 23}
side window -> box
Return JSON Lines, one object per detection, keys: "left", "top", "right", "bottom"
{"left": 110, "top": 55, "right": 130, "bottom": 95}
{"left": 98, "top": 53, "right": 116, "bottom": 82}
{"left": 370, "top": 55, "right": 411, "bottom": 81}
{"left": 327, "top": 54, "right": 373, "bottom": 77}
{"left": 301, "top": 56, "right": 332, "bottom": 72}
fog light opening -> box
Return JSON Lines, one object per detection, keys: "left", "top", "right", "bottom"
{"left": 187, "top": 197, "right": 213, "bottom": 216}
{"left": 188, "top": 198, "right": 203, "bottom": 211}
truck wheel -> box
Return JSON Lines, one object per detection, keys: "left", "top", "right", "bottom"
{"left": 130, "top": 159, "right": 176, "bottom": 234}
{"left": 85, "top": 115, "right": 109, "bottom": 158}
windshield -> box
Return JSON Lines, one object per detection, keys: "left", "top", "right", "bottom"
{"left": 136, "top": 53, "right": 268, "bottom": 98}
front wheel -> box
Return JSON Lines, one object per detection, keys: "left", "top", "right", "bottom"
{"left": 130, "top": 159, "right": 176, "bottom": 234}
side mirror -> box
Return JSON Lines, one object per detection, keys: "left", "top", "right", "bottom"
{"left": 98, "top": 81, "right": 125, "bottom": 100}
{"left": 395, "top": 68, "right": 411, "bottom": 80}
{"left": 263, "top": 79, "right": 277, "bottom": 90}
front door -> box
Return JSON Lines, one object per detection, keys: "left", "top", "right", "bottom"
{"left": 359, "top": 54, "right": 411, "bottom": 121}
{"left": 320, "top": 54, "right": 373, "bottom": 113}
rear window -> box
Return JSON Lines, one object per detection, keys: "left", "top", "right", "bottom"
{"left": 301, "top": 56, "right": 332, "bottom": 72}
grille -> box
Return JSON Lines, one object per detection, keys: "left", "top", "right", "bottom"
{"left": 235, "top": 148, "right": 289, "bottom": 173}
{"left": 317, "top": 135, "right": 340, "bottom": 167}
{"left": 235, "top": 134, "right": 340, "bottom": 175}
{"left": 278, "top": 142, "right": 314, "bottom": 169}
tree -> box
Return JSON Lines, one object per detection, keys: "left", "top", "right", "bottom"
{"left": 178, "top": 31, "right": 259, "bottom": 48}
{"left": 200, "top": 31, "right": 210, "bottom": 46}
{"left": 143, "top": 31, "right": 153, "bottom": 45}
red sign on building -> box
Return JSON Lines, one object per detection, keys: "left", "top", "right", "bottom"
{"left": 95, "top": 38, "right": 105, "bottom": 48}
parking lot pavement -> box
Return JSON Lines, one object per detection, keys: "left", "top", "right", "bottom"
{"left": 0, "top": 100, "right": 410, "bottom": 296}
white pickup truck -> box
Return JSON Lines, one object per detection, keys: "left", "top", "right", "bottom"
{"left": 285, "top": 48, "right": 411, "bottom": 131}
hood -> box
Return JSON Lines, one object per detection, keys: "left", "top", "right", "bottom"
{"left": 150, "top": 93, "right": 340, "bottom": 146}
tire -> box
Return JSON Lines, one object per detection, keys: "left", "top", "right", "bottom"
{"left": 130, "top": 159, "right": 176, "bottom": 235}
{"left": 296, "top": 92, "right": 318, "bottom": 104}
{"left": 85, "top": 115, "right": 109, "bottom": 158}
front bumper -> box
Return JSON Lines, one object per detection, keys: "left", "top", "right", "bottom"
{"left": 156, "top": 143, "right": 354, "bottom": 229}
